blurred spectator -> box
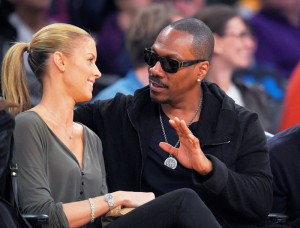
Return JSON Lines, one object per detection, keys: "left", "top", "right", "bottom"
{"left": 0, "top": 0, "right": 54, "bottom": 105}
{"left": 0, "top": 98, "right": 16, "bottom": 200}
{"left": 96, "top": 0, "right": 152, "bottom": 78}
{"left": 93, "top": 2, "right": 182, "bottom": 100}
{"left": 279, "top": 62, "right": 300, "bottom": 131}
{"left": 68, "top": 0, "right": 116, "bottom": 34}
{"left": 48, "top": 0, "right": 69, "bottom": 23}
{"left": 248, "top": 0, "right": 300, "bottom": 79}
{"left": 206, "top": 0, "right": 238, "bottom": 5}
{"left": 235, "top": 0, "right": 262, "bottom": 18}
{"left": 268, "top": 124, "right": 300, "bottom": 227}
{"left": 196, "top": 4, "right": 278, "bottom": 133}
{"left": 158, "top": 0, "right": 205, "bottom": 18}
{"left": 0, "top": 0, "right": 15, "bottom": 82}
{"left": 233, "top": 64, "right": 286, "bottom": 103}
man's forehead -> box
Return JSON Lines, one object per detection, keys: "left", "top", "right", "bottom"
{"left": 152, "top": 35, "right": 195, "bottom": 59}
{"left": 158, "top": 27, "right": 192, "bottom": 42}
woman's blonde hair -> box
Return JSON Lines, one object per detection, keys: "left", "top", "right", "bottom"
{"left": 0, "top": 98, "right": 17, "bottom": 111}
{"left": 1, "top": 23, "right": 91, "bottom": 116}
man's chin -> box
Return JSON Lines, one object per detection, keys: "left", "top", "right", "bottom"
{"left": 150, "top": 93, "right": 168, "bottom": 104}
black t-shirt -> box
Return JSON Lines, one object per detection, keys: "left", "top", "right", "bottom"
{"left": 141, "top": 110, "right": 199, "bottom": 196}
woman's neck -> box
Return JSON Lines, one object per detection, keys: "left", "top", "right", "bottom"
{"left": 207, "top": 58, "right": 233, "bottom": 92}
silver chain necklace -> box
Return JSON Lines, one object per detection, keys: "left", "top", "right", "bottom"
{"left": 41, "top": 104, "right": 74, "bottom": 140}
{"left": 159, "top": 90, "right": 203, "bottom": 169}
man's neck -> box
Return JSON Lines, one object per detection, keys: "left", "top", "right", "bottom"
{"left": 161, "top": 88, "right": 203, "bottom": 124}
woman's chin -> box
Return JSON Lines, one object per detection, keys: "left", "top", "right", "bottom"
{"left": 77, "top": 94, "right": 93, "bottom": 103}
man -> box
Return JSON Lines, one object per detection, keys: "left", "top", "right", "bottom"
{"left": 93, "top": 2, "right": 182, "bottom": 100}
{"left": 268, "top": 124, "right": 300, "bottom": 227}
{"left": 75, "top": 18, "right": 273, "bottom": 227}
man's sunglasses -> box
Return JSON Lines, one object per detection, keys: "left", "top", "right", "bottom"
{"left": 144, "top": 48, "right": 206, "bottom": 73}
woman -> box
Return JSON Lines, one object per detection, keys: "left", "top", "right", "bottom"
{"left": 195, "top": 4, "right": 277, "bottom": 133}
{"left": 1, "top": 23, "right": 220, "bottom": 228}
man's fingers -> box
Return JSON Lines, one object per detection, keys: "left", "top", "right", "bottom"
{"left": 159, "top": 142, "right": 178, "bottom": 157}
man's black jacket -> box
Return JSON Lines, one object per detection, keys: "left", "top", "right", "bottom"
{"left": 75, "top": 81, "right": 273, "bottom": 227}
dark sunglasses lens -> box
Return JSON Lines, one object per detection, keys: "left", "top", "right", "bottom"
{"left": 144, "top": 50, "right": 157, "bottom": 67}
{"left": 161, "top": 58, "right": 178, "bottom": 73}
{"left": 144, "top": 49, "right": 179, "bottom": 73}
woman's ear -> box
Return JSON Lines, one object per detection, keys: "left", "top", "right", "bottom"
{"left": 213, "top": 34, "right": 223, "bottom": 55}
{"left": 53, "top": 51, "right": 65, "bottom": 73}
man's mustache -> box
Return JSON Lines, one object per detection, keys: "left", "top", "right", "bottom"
{"left": 149, "top": 75, "right": 168, "bottom": 88}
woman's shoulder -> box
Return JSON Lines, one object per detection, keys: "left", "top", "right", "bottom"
{"left": 81, "top": 124, "right": 103, "bottom": 151}
{"left": 15, "top": 111, "right": 46, "bottom": 130}
{"left": 16, "top": 110, "right": 41, "bottom": 121}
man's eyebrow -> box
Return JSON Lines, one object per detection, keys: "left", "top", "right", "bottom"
{"left": 151, "top": 48, "right": 181, "bottom": 60}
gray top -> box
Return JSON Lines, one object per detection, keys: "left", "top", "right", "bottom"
{"left": 14, "top": 111, "right": 107, "bottom": 227}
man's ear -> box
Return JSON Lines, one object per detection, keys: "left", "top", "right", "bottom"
{"left": 197, "top": 61, "right": 210, "bottom": 81}
{"left": 53, "top": 51, "right": 65, "bottom": 72}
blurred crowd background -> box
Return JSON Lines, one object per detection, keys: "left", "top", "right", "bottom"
{"left": 0, "top": 0, "right": 299, "bottom": 134}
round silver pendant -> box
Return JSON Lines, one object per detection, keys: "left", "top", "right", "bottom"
{"left": 164, "top": 156, "right": 177, "bottom": 169}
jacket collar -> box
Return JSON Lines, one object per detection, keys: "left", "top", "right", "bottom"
{"left": 127, "top": 80, "right": 237, "bottom": 147}
{"left": 198, "top": 81, "right": 237, "bottom": 146}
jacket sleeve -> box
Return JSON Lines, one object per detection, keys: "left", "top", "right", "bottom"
{"left": 74, "top": 96, "right": 129, "bottom": 133}
{"left": 74, "top": 95, "right": 131, "bottom": 139}
{"left": 193, "top": 112, "right": 273, "bottom": 221}
{"left": 74, "top": 103, "right": 98, "bottom": 132}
